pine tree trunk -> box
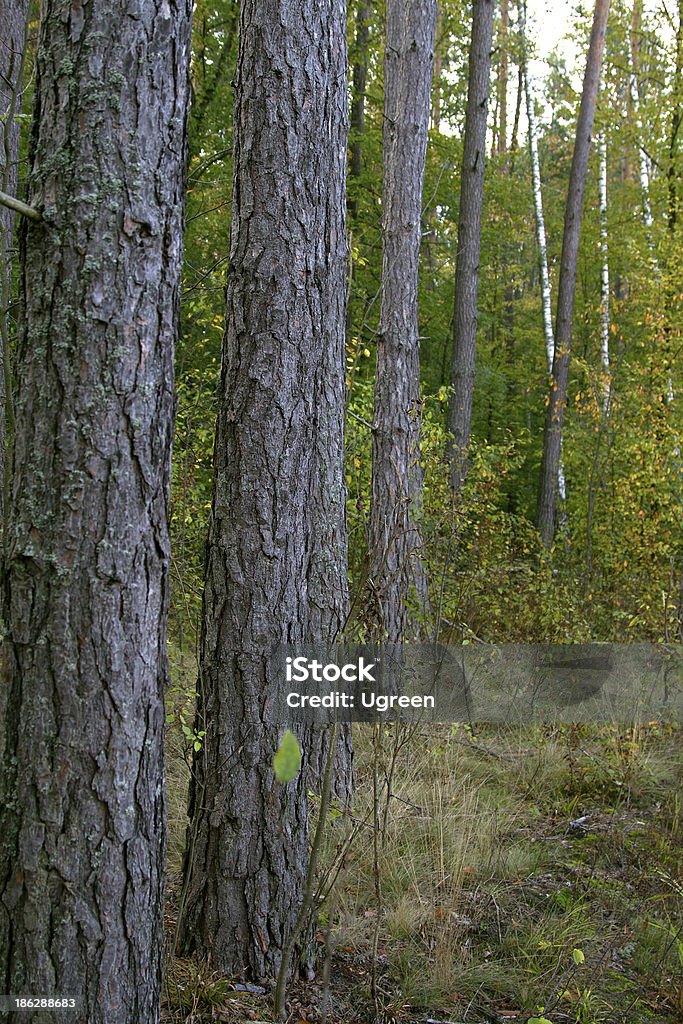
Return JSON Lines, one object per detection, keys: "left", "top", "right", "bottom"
{"left": 536, "top": 0, "right": 610, "bottom": 546}
{"left": 177, "top": 0, "right": 349, "bottom": 981}
{"left": 0, "top": 3, "right": 192, "bottom": 1021}
{"left": 0, "top": 0, "right": 28, "bottom": 525}
{"left": 448, "top": 0, "right": 495, "bottom": 493}
{"left": 369, "top": 0, "right": 436, "bottom": 641}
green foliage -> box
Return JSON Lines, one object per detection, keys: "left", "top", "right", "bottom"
{"left": 168, "top": 0, "right": 683, "bottom": 648}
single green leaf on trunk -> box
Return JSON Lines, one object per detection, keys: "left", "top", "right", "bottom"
{"left": 273, "top": 729, "right": 302, "bottom": 783}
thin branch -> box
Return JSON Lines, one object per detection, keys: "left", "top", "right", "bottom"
{"left": 0, "top": 188, "right": 40, "bottom": 222}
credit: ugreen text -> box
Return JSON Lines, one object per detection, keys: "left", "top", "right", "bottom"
{"left": 286, "top": 691, "right": 436, "bottom": 710}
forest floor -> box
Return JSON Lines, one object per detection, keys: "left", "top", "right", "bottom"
{"left": 162, "top": 649, "right": 682, "bottom": 1024}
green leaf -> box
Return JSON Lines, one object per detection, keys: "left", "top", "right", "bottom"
{"left": 572, "top": 947, "right": 586, "bottom": 965}
{"left": 273, "top": 729, "right": 302, "bottom": 784}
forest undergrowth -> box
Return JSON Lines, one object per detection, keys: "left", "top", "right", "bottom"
{"left": 162, "top": 647, "right": 682, "bottom": 1024}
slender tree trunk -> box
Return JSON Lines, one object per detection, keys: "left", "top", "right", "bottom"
{"left": 668, "top": 0, "right": 683, "bottom": 235}
{"left": 0, "top": 3, "right": 192, "bottom": 1021}
{"left": 177, "top": 0, "right": 349, "bottom": 980}
{"left": 536, "top": 0, "right": 610, "bottom": 546}
{"left": 508, "top": 60, "right": 523, "bottom": 170}
{"left": 431, "top": 4, "right": 444, "bottom": 131}
{"left": 349, "top": 1, "right": 371, "bottom": 217}
{"left": 629, "top": 0, "right": 655, "bottom": 232}
{"left": 448, "top": 0, "right": 495, "bottom": 493}
{"left": 497, "top": 0, "right": 509, "bottom": 154}
{"left": 525, "top": 68, "right": 554, "bottom": 373}
{"left": 0, "top": 0, "right": 28, "bottom": 526}
{"left": 369, "top": 0, "right": 436, "bottom": 641}
{"left": 189, "top": 0, "right": 239, "bottom": 154}
{"left": 599, "top": 131, "right": 611, "bottom": 408}
{"left": 522, "top": 25, "right": 568, "bottom": 507}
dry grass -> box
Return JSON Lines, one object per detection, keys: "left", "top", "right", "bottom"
{"left": 163, "top": 654, "right": 683, "bottom": 1023}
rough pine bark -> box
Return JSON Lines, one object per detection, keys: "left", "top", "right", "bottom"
{"left": 0, "top": 2, "right": 192, "bottom": 1021}
{"left": 368, "top": 0, "right": 436, "bottom": 641}
{"left": 177, "top": 0, "right": 349, "bottom": 980}
{"left": 448, "top": 0, "right": 495, "bottom": 493}
{"left": 0, "top": 0, "right": 28, "bottom": 523}
{"left": 536, "top": 0, "right": 610, "bottom": 546}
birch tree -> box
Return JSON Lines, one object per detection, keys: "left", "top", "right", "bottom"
{"left": 522, "top": 24, "right": 568, "bottom": 504}
{"left": 0, "top": 2, "right": 192, "bottom": 1020}
{"left": 524, "top": 68, "right": 554, "bottom": 373}
{"left": 177, "top": 0, "right": 349, "bottom": 979}
{"left": 449, "top": 0, "right": 495, "bottom": 493}
{"left": 629, "top": 0, "right": 655, "bottom": 232}
{"left": 536, "top": 0, "right": 610, "bottom": 546}
{"left": 524, "top": 17, "right": 573, "bottom": 507}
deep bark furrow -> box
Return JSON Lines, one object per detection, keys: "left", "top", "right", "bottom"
{"left": 0, "top": 3, "right": 192, "bottom": 1021}
{"left": 369, "top": 0, "right": 437, "bottom": 641}
{"left": 0, "top": 0, "right": 28, "bottom": 524}
{"left": 178, "top": 0, "right": 349, "bottom": 980}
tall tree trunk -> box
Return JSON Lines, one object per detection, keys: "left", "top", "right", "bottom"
{"left": 522, "top": 18, "right": 568, "bottom": 507}
{"left": 524, "top": 68, "right": 554, "bottom": 373}
{"left": 599, "top": 131, "right": 610, "bottom": 408}
{"left": 668, "top": 0, "right": 683, "bottom": 235}
{"left": 0, "top": 0, "right": 28, "bottom": 526}
{"left": 0, "top": 2, "right": 192, "bottom": 1020}
{"left": 431, "top": 4, "right": 444, "bottom": 131}
{"left": 536, "top": 0, "right": 610, "bottom": 546}
{"left": 369, "top": 0, "right": 436, "bottom": 641}
{"left": 508, "top": 60, "right": 523, "bottom": 170}
{"left": 349, "top": 1, "right": 371, "bottom": 217}
{"left": 629, "top": 0, "right": 654, "bottom": 232}
{"left": 189, "top": 0, "right": 239, "bottom": 155}
{"left": 177, "top": 0, "right": 349, "bottom": 980}
{"left": 497, "top": 0, "right": 509, "bottom": 155}
{"left": 448, "top": 0, "right": 495, "bottom": 493}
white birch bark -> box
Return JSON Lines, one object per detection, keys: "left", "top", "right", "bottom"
{"left": 629, "top": 6, "right": 675, "bottom": 415}
{"left": 521, "top": 18, "right": 567, "bottom": 503}
{"left": 629, "top": 69, "right": 655, "bottom": 229}
{"left": 526, "top": 70, "right": 554, "bottom": 374}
